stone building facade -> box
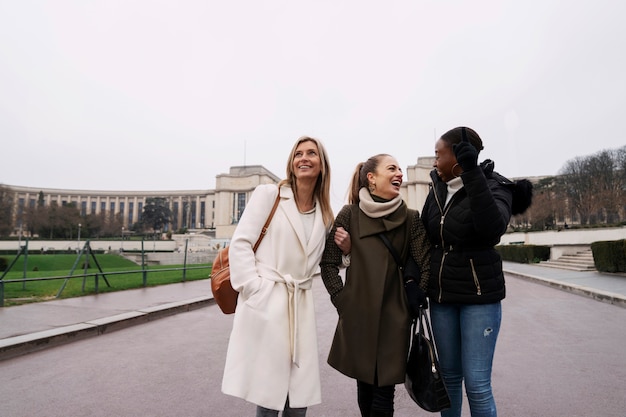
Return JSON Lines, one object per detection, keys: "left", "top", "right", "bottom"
{"left": 7, "top": 165, "right": 281, "bottom": 240}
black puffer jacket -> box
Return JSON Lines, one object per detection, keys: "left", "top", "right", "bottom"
{"left": 421, "top": 160, "right": 514, "bottom": 304}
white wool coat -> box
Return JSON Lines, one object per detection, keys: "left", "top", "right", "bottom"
{"left": 221, "top": 184, "right": 328, "bottom": 411}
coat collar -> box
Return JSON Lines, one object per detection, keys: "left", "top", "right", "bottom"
{"left": 279, "top": 185, "right": 326, "bottom": 256}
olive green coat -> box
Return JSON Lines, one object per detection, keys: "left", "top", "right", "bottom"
{"left": 320, "top": 202, "right": 431, "bottom": 385}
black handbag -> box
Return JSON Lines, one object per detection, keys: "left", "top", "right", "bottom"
{"left": 405, "top": 307, "right": 451, "bottom": 412}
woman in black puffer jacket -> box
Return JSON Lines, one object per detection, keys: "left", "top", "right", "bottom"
{"left": 420, "top": 126, "right": 514, "bottom": 417}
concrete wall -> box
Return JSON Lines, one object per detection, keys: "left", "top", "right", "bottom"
{"left": 498, "top": 226, "right": 625, "bottom": 260}
{"left": 499, "top": 227, "right": 625, "bottom": 246}
{"left": 2, "top": 227, "right": 623, "bottom": 262}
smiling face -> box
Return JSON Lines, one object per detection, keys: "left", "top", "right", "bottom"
{"left": 433, "top": 138, "right": 458, "bottom": 182}
{"left": 292, "top": 139, "right": 321, "bottom": 184}
{"left": 368, "top": 155, "right": 403, "bottom": 200}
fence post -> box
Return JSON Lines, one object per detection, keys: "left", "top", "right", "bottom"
{"left": 142, "top": 240, "right": 147, "bottom": 287}
{"left": 183, "top": 239, "right": 188, "bottom": 282}
{"left": 22, "top": 239, "right": 29, "bottom": 290}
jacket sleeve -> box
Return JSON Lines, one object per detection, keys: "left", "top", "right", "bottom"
{"left": 320, "top": 205, "right": 351, "bottom": 305}
{"left": 461, "top": 167, "right": 512, "bottom": 240}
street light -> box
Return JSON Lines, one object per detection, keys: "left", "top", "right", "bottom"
{"left": 121, "top": 226, "right": 124, "bottom": 252}
{"left": 77, "top": 223, "right": 81, "bottom": 252}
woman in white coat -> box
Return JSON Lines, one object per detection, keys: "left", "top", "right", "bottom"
{"left": 222, "top": 136, "right": 334, "bottom": 417}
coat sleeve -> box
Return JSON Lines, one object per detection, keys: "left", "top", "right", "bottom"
{"left": 320, "top": 205, "right": 351, "bottom": 305}
{"left": 408, "top": 210, "right": 431, "bottom": 293}
{"left": 228, "top": 184, "right": 280, "bottom": 299}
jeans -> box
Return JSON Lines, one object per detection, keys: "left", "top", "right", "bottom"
{"left": 430, "top": 302, "right": 501, "bottom": 417}
{"left": 255, "top": 397, "right": 306, "bottom": 417}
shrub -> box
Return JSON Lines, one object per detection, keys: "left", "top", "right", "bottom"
{"left": 591, "top": 240, "right": 626, "bottom": 273}
{"left": 496, "top": 244, "right": 550, "bottom": 263}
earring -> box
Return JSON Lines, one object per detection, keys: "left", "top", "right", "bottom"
{"left": 451, "top": 163, "right": 461, "bottom": 178}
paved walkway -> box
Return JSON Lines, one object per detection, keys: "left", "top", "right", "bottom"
{"left": 1, "top": 262, "right": 625, "bottom": 361}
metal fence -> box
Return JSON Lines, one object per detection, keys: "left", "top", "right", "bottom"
{"left": 0, "top": 266, "right": 211, "bottom": 308}
{"left": 0, "top": 238, "right": 212, "bottom": 307}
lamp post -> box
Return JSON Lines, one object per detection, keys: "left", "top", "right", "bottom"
{"left": 121, "top": 226, "right": 124, "bottom": 252}
{"left": 77, "top": 223, "right": 81, "bottom": 252}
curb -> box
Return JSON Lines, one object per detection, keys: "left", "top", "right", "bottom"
{"left": 504, "top": 269, "right": 626, "bottom": 309}
{"left": 0, "top": 296, "right": 215, "bottom": 362}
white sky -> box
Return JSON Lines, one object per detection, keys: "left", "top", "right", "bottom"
{"left": 1, "top": 0, "right": 625, "bottom": 212}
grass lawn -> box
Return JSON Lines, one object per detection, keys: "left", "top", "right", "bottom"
{"left": 1, "top": 253, "right": 211, "bottom": 306}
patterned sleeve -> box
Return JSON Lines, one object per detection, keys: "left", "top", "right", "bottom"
{"left": 409, "top": 210, "right": 432, "bottom": 293}
{"left": 320, "top": 205, "right": 351, "bottom": 304}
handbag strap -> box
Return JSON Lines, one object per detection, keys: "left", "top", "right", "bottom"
{"left": 417, "top": 307, "right": 434, "bottom": 340}
{"left": 252, "top": 188, "right": 281, "bottom": 252}
{"left": 378, "top": 233, "right": 403, "bottom": 272}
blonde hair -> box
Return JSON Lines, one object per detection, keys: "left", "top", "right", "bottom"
{"left": 280, "top": 136, "right": 334, "bottom": 227}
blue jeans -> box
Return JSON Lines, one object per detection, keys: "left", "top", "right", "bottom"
{"left": 430, "top": 302, "right": 501, "bottom": 417}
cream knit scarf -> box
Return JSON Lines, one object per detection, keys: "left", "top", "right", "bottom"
{"left": 358, "top": 187, "right": 403, "bottom": 218}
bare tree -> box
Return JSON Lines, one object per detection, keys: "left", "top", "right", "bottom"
{"left": 586, "top": 150, "right": 622, "bottom": 223}
{"left": 559, "top": 157, "right": 598, "bottom": 225}
{"left": 0, "top": 184, "right": 14, "bottom": 237}
{"left": 526, "top": 177, "right": 558, "bottom": 230}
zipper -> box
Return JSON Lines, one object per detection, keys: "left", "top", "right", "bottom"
{"left": 437, "top": 252, "right": 446, "bottom": 303}
{"left": 436, "top": 201, "right": 454, "bottom": 303}
{"left": 470, "top": 258, "right": 482, "bottom": 295}
{"left": 426, "top": 334, "right": 438, "bottom": 376}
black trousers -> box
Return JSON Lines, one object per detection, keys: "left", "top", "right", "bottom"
{"left": 357, "top": 378, "right": 395, "bottom": 415}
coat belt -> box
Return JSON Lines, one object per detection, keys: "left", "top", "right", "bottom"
{"left": 256, "top": 262, "right": 313, "bottom": 367}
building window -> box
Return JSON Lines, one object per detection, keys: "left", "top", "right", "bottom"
{"left": 200, "top": 202, "right": 205, "bottom": 228}
{"left": 190, "top": 202, "right": 196, "bottom": 229}
{"left": 17, "top": 198, "right": 25, "bottom": 222}
{"left": 128, "top": 202, "right": 134, "bottom": 225}
{"left": 91, "top": 202, "right": 96, "bottom": 214}
{"left": 173, "top": 202, "right": 179, "bottom": 230}
{"left": 81, "top": 201, "right": 87, "bottom": 217}
{"left": 182, "top": 201, "right": 189, "bottom": 229}
{"left": 233, "top": 192, "right": 246, "bottom": 223}
{"left": 138, "top": 202, "right": 143, "bottom": 222}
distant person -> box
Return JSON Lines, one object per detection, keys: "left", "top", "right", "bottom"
{"left": 420, "top": 126, "right": 520, "bottom": 417}
{"left": 222, "top": 136, "right": 334, "bottom": 417}
{"left": 320, "top": 154, "right": 431, "bottom": 417}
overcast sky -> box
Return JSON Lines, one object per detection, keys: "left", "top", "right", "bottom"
{"left": 1, "top": 0, "right": 625, "bottom": 212}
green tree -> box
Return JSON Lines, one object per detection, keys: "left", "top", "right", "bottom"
{"left": 141, "top": 197, "right": 172, "bottom": 232}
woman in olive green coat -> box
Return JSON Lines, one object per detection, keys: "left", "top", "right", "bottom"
{"left": 320, "top": 154, "right": 431, "bottom": 417}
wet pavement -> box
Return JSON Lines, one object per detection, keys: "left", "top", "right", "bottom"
{"left": 1, "top": 261, "right": 625, "bottom": 362}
